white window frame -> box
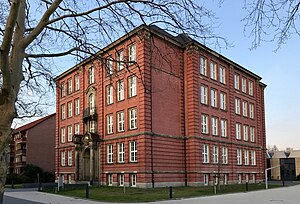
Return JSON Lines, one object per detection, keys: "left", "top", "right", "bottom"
{"left": 219, "top": 66, "right": 226, "bottom": 84}
{"left": 235, "top": 98, "right": 240, "bottom": 114}
{"left": 243, "top": 125, "right": 248, "bottom": 141}
{"left": 116, "top": 50, "right": 124, "bottom": 71}
{"left": 222, "top": 147, "right": 228, "bottom": 164}
{"left": 75, "top": 99, "right": 80, "bottom": 115}
{"left": 107, "top": 144, "right": 113, "bottom": 163}
{"left": 201, "top": 114, "right": 209, "bottom": 134}
{"left": 117, "top": 80, "right": 124, "bottom": 101}
{"left": 204, "top": 174, "right": 209, "bottom": 186}
{"left": 61, "top": 104, "right": 66, "bottom": 120}
{"left": 61, "top": 127, "right": 66, "bottom": 143}
{"left": 74, "top": 123, "right": 80, "bottom": 134}
{"left": 242, "top": 77, "right": 247, "bottom": 93}
{"left": 107, "top": 114, "right": 113, "bottom": 134}
{"left": 236, "top": 123, "right": 241, "bottom": 140}
{"left": 238, "top": 174, "right": 242, "bottom": 184}
{"left": 89, "top": 93, "right": 95, "bottom": 114}
{"left": 89, "top": 120, "right": 96, "bottom": 133}
{"left": 117, "top": 111, "right": 125, "bottom": 132}
{"left": 61, "top": 82, "right": 66, "bottom": 97}
{"left": 129, "top": 141, "right": 137, "bottom": 162}
{"left": 61, "top": 151, "right": 66, "bottom": 166}
{"left": 200, "top": 56, "right": 207, "bottom": 76}
{"left": 129, "top": 108, "right": 137, "bottom": 130}
{"left": 211, "top": 117, "right": 218, "bottom": 136}
{"left": 212, "top": 146, "right": 219, "bottom": 164}
{"left": 210, "top": 61, "right": 217, "bottom": 80}
{"left": 237, "top": 149, "right": 242, "bottom": 165}
{"left": 220, "top": 119, "right": 227, "bottom": 137}
{"left": 220, "top": 92, "right": 226, "bottom": 110}
{"left": 106, "top": 85, "right": 114, "bottom": 105}
{"left": 128, "top": 75, "right": 137, "bottom": 97}
{"left": 251, "top": 150, "right": 256, "bottom": 166}
{"left": 108, "top": 174, "right": 113, "bottom": 186}
{"left": 211, "top": 89, "right": 217, "bottom": 108}
{"left": 67, "top": 101, "right": 72, "bottom": 118}
{"left": 224, "top": 174, "right": 228, "bottom": 185}
{"left": 234, "top": 74, "right": 240, "bottom": 90}
{"left": 200, "top": 85, "right": 208, "bottom": 105}
{"left": 242, "top": 101, "right": 248, "bottom": 117}
{"left": 88, "top": 66, "right": 95, "bottom": 84}
{"left": 119, "top": 174, "right": 125, "bottom": 187}
{"left": 202, "top": 144, "right": 209, "bottom": 163}
{"left": 130, "top": 174, "right": 137, "bottom": 187}
{"left": 250, "top": 127, "right": 255, "bottom": 142}
{"left": 67, "top": 150, "right": 72, "bottom": 166}
{"left": 248, "top": 81, "right": 254, "bottom": 96}
{"left": 128, "top": 43, "right": 136, "bottom": 65}
{"left": 244, "top": 150, "right": 249, "bottom": 165}
{"left": 67, "top": 78, "right": 72, "bottom": 94}
{"left": 75, "top": 74, "right": 80, "bottom": 91}
{"left": 118, "top": 142, "right": 125, "bottom": 163}
{"left": 106, "top": 57, "right": 113, "bottom": 75}
{"left": 249, "top": 103, "right": 254, "bottom": 119}
{"left": 67, "top": 125, "right": 72, "bottom": 142}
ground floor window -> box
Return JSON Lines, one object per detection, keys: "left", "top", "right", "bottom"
{"left": 238, "top": 174, "right": 242, "bottom": 184}
{"left": 252, "top": 174, "right": 256, "bottom": 183}
{"left": 118, "top": 174, "right": 124, "bottom": 186}
{"left": 204, "top": 174, "right": 209, "bottom": 186}
{"left": 224, "top": 174, "right": 228, "bottom": 185}
{"left": 130, "top": 174, "right": 137, "bottom": 187}
{"left": 107, "top": 174, "right": 113, "bottom": 186}
{"left": 245, "top": 174, "right": 249, "bottom": 183}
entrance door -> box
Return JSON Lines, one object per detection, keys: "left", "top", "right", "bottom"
{"left": 83, "top": 148, "right": 90, "bottom": 180}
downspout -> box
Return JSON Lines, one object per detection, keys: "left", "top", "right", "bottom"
{"left": 150, "top": 34, "right": 155, "bottom": 188}
{"left": 182, "top": 47, "right": 187, "bottom": 187}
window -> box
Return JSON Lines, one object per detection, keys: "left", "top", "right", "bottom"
{"left": 211, "top": 117, "right": 218, "bottom": 136}
{"left": 245, "top": 174, "right": 249, "bottom": 183}
{"left": 117, "top": 80, "right": 124, "bottom": 101}
{"left": 130, "top": 174, "right": 137, "bottom": 187}
{"left": 129, "top": 108, "right": 137, "bottom": 130}
{"left": 67, "top": 125, "right": 72, "bottom": 142}
{"left": 67, "top": 101, "right": 72, "bottom": 118}
{"left": 210, "top": 61, "right": 217, "bottom": 80}
{"left": 248, "top": 81, "right": 253, "bottom": 96}
{"left": 74, "top": 123, "right": 80, "bottom": 134}
{"left": 212, "top": 146, "right": 219, "bottom": 164}
{"left": 118, "top": 174, "right": 124, "bottom": 186}
{"left": 118, "top": 143, "right": 125, "bottom": 163}
{"left": 88, "top": 66, "right": 95, "bottom": 84}
{"left": 251, "top": 150, "right": 256, "bottom": 165}
{"left": 61, "top": 82, "right": 66, "bottom": 97}
{"left": 202, "top": 144, "right": 209, "bottom": 163}
{"left": 219, "top": 66, "right": 226, "bottom": 84}
{"left": 89, "top": 120, "right": 96, "bottom": 133}
{"left": 235, "top": 98, "right": 240, "bottom": 114}
{"left": 116, "top": 50, "right": 124, "bottom": 71}
{"left": 242, "top": 78, "right": 247, "bottom": 93}
{"left": 88, "top": 94, "right": 95, "bottom": 114}
{"left": 107, "top": 174, "right": 113, "bottom": 186}
{"left": 107, "top": 114, "right": 113, "bottom": 134}
{"left": 220, "top": 119, "right": 227, "bottom": 137}
{"left": 204, "top": 174, "right": 209, "bottom": 186}
{"left": 106, "top": 57, "right": 113, "bottom": 75}
{"left": 61, "top": 127, "right": 66, "bottom": 143}
{"left": 222, "top": 147, "right": 228, "bottom": 164}
{"left": 220, "top": 92, "right": 226, "bottom": 110}
{"left": 200, "top": 56, "right": 207, "bottom": 76}
{"left": 129, "top": 141, "right": 137, "bottom": 162}
{"left": 201, "top": 114, "right": 209, "bottom": 134}
{"left": 244, "top": 150, "right": 249, "bottom": 165}
{"left": 200, "top": 85, "right": 208, "bottom": 105}
{"left": 236, "top": 123, "right": 241, "bottom": 140}
{"left": 106, "top": 85, "right": 114, "bottom": 105}
{"left": 61, "top": 151, "right": 65, "bottom": 166}
{"left": 211, "top": 89, "right": 217, "bottom": 108}
{"left": 128, "top": 43, "right": 136, "bottom": 65}
{"left": 117, "top": 111, "right": 125, "bottom": 132}
{"left": 74, "top": 99, "right": 80, "bottom": 115}
{"left": 252, "top": 174, "right": 256, "bottom": 183}
{"left": 67, "top": 78, "right": 72, "bottom": 94}
{"left": 242, "top": 101, "right": 248, "bottom": 117}
{"left": 61, "top": 104, "right": 66, "bottom": 120}
{"left": 75, "top": 74, "right": 80, "bottom": 91}
{"left": 224, "top": 174, "right": 228, "bottom": 185}
{"left": 243, "top": 125, "right": 248, "bottom": 141}
{"left": 238, "top": 174, "right": 242, "bottom": 184}
{"left": 128, "top": 75, "right": 137, "bottom": 97}
{"left": 249, "top": 103, "right": 254, "bottom": 119}
{"left": 67, "top": 150, "right": 72, "bottom": 166}
{"left": 107, "top": 144, "right": 113, "bottom": 163}
{"left": 234, "top": 74, "right": 240, "bottom": 90}
{"left": 250, "top": 127, "right": 255, "bottom": 142}
{"left": 237, "top": 149, "right": 242, "bottom": 165}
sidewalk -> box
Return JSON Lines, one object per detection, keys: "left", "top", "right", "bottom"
{"left": 4, "top": 184, "right": 300, "bottom": 204}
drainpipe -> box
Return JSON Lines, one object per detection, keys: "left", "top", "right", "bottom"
{"left": 182, "top": 48, "right": 187, "bottom": 187}
{"left": 150, "top": 33, "right": 155, "bottom": 188}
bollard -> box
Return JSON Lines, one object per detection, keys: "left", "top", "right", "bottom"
{"left": 245, "top": 182, "right": 248, "bottom": 192}
{"left": 86, "top": 184, "right": 89, "bottom": 198}
{"left": 169, "top": 186, "right": 173, "bottom": 199}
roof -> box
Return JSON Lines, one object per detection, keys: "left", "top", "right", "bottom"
{"left": 55, "top": 24, "right": 264, "bottom": 82}
{"left": 270, "top": 150, "right": 300, "bottom": 159}
{"left": 13, "top": 113, "right": 56, "bottom": 133}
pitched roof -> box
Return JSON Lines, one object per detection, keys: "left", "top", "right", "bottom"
{"left": 13, "top": 113, "right": 56, "bottom": 133}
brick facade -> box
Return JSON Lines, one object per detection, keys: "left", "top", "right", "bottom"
{"left": 55, "top": 25, "right": 266, "bottom": 187}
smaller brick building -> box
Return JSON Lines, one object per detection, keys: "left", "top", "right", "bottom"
{"left": 9, "top": 113, "right": 56, "bottom": 174}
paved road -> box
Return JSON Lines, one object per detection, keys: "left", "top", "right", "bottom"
{"left": 4, "top": 184, "right": 300, "bottom": 204}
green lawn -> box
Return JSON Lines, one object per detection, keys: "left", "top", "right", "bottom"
{"left": 52, "top": 183, "right": 280, "bottom": 203}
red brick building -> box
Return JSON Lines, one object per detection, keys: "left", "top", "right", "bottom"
{"left": 10, "top": 113, "right": 56, "bottom": 174}
{"left": 55, "top": 25, "right": 266, "bottom": 187}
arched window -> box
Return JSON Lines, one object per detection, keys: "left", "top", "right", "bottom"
{"left": 89, "top": 93, "right": 95, "bottom": 114}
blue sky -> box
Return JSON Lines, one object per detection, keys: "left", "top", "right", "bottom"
{"left": 13, "top": 1, "right": 299, "bottom": 150}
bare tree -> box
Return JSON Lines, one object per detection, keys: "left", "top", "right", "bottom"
{"left": 243, "top": 0, "right": 300, "bottom": 49}
{"left": 0, "top": 0, "right": 227, "bottom": 202}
